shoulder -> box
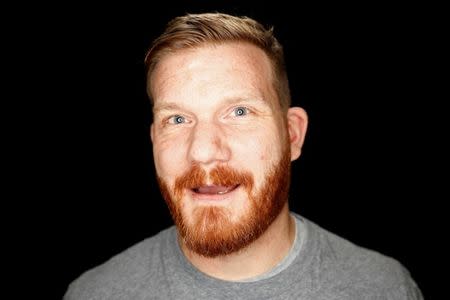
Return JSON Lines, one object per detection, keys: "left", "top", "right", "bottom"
{"left": 298, "top": 216, "right": 422, "bottom": 299}
{"left": 63, "top": 226, "right": 176, "bottom": 300}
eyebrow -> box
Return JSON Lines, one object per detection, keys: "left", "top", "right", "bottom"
{"left": 153, "top": 96, "right": 269, "bottom": 114}
{"left": 153, "top": 103, "right": 184, "bottom": 114}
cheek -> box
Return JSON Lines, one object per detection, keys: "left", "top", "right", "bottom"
{"left": 232, "top": 131, "right": 282, "bottom": 188}
{"left": 153, "top": 135, "right": 188, "bottom": 180}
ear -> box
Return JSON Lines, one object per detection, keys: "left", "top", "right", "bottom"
{"left": 150, "top": 123, "right": 155, "bottom": 143}
{"left": 286, "top": 107, "right": 308, "bottom": 161}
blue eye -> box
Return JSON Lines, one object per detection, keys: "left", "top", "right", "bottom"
{"left": 169, "top": 115, "right": 185, "bottom": 124}
{"left": 233, "top": 107, "right": 248, "bottom": 117}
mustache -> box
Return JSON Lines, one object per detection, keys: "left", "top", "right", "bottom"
{"left": 173, "top": 164, "right": 254, "bottom": 199}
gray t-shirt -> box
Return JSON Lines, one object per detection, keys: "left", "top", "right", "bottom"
{"left": 64, "top": 213, "right": 423, "bottom": 299}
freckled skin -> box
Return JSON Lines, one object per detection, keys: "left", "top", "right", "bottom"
{"left": 150, "top": 43, "right": 289, "bottom": 226}
{"left": 150, "top": 42, "right": 308, "bottom": 263}
{"left": 148, "top": 38, "right": 307, "bottom": 280}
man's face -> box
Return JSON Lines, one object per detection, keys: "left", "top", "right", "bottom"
{"left": 150, "top": 43, "right": 293, "bottom": 257}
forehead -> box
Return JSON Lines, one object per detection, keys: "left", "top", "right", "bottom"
{"left": 150, "top": 42, "right": 277, "bottom": 109}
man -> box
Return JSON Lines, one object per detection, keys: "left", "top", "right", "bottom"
{"left": 65, "top": 13, "right": 422, "bottom": 299}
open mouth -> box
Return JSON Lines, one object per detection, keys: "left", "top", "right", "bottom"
{"left": 192, "top": 184, "right": 240, "bottom": 195}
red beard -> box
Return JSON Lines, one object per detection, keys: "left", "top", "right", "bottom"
{"left": 157, "top": 146, "right": 291, "bottom": 257}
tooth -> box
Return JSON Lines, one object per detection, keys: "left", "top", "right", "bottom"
{"left": 217, "top": 186, "right": 235, "bottom": 194}
{"left": 197, "top": 185, "right": 230, "bottom": 194}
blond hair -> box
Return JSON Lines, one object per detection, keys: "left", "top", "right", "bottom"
{"left": 145, "top": 13, "right": 291, "bottom": 112}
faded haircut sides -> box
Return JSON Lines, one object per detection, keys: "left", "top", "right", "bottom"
{"left": 145, "top": 13, "right": 291, "bottom": 112}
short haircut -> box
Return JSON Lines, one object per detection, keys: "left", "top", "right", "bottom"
{"left": 145, "top": 13, "right": 291, "bottom": 112}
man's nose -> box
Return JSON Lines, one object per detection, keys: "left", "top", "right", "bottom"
{"left": 187, "top": 122, "right": 231, "bottom": 165}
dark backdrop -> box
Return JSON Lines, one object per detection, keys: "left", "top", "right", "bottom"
{"left": 26, "top": 2, "right": 441, "bottom": 299}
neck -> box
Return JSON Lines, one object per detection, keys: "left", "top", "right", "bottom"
{"left": 178, "top": 204, "right": 295, "bottom": 281}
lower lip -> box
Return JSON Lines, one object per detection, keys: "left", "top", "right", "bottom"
{"left": 189, "top": 185, "right": 240, "bottom": 202}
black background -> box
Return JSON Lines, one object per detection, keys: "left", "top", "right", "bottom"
{"left": 18, "top": 1, "right": 443, "bottom": 299}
